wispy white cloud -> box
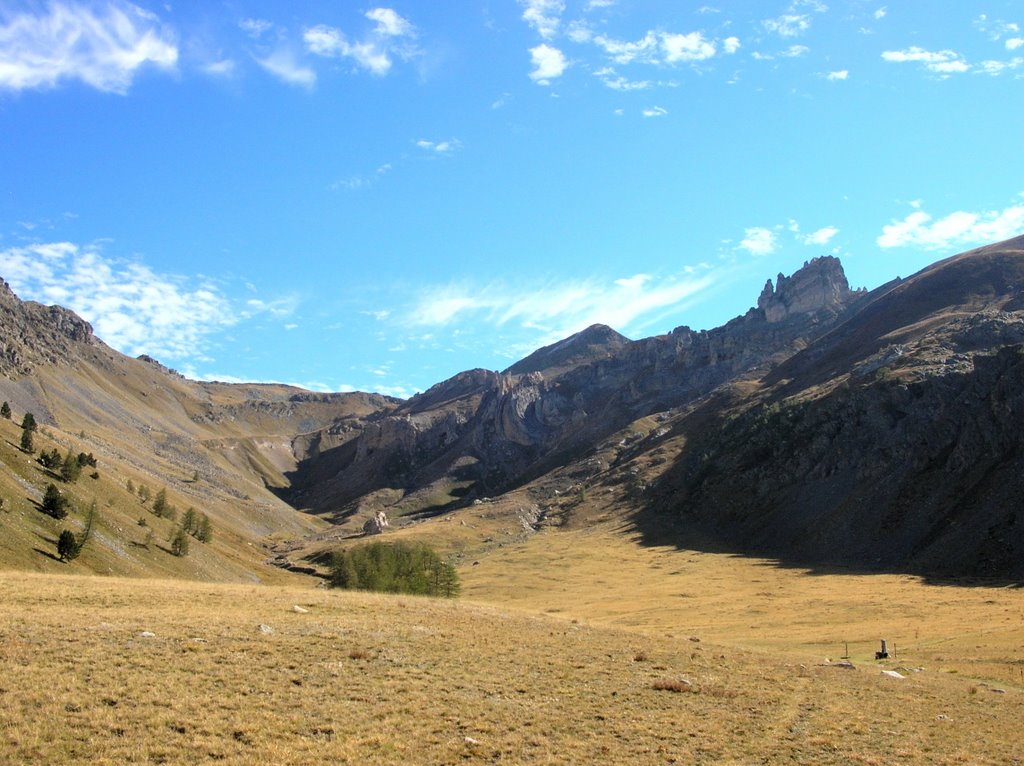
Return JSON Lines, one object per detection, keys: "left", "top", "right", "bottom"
{"left": 1007, "top": 38, "right": 1024, "bottom": 50}
{"left": 596, "top": 68, "right": 651, "bottom": 90}
{"left": 529, "top": 43, "right": 569, "bottom": 84}
{"left": 256, "top": 48, "right": 316, "bottom": 88}
{"left": 331, "top": 164, "right": 391, "bottom": 192}
{"left": 590, "top": 30, "right": 716, "bottom": 66}
{"left": 881, "top": 47, "right": 969, "bottom": 74}
{"left": 723, "top": 36, "right": 741, "bottom": 55}
{"left": 883, "top": 45, "right": 1023, "bottom": 77}
{"left": 0, "top": 241, "right": 246, "bottom": 362}
{"left": 739, "top": 227, "right": 777, "bottom": 256}
{"left": 781, "top": 44, "right": 809, "bottom": 57}
{"left": 404, "top": 270, "right": 716, "bottom": 349}
{"left": 642, "top": 105, "right": 668, "bottom": 118}
{"left": 877, "top": 198, "right": 1024, "bottom": 250}
{"left": 975, "top": 57, "right": 1024, "bottom": 75}
{"left": 763, "top": 14, "right": 812, "bottom": 38}
{"left": 239, "top": 18, "right": 273, "bottom": 40}
{"left": 826, "top": 69, "right": 849, "bottom": 80}
{"left": 304, "top": 8, "right": 417, "bottom": 76}
{"left": 800, "top": 226, "right": 839, "bottom": 245}
{"left": 974, "top": 15, "right": 1020, "bottom": 42}
{"left": 0, "top": 1, "right": 177, "bottom": 94}
{"left": 415, "top": 138, "right": 463, "bottom": 154}
{"left": 202, "top": 59, "right": 236, "bottom": 77}
{"left": 874, "top": 7, "right": 887, "bottom": 20}
{"left": 520, "top": 0, "right": 565, "bottom": 41}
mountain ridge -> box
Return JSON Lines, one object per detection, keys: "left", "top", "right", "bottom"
{"left": 2, "top": 238, "right": 1023, "bottom": 580}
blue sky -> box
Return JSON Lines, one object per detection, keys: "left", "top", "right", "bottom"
{"left": 1, "top": 1, "right": 1023, "bottom": 398}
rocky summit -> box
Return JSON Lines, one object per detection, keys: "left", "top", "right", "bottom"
{"left": 2, "top": 236, "right": 1024, "bottom": 581}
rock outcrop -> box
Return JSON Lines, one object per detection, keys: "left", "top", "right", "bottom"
{"left": 0, "top": 279, "right": 97, "bottom": 375}
{"left": 757, "top": 256, "right": 864, "bottom": 323}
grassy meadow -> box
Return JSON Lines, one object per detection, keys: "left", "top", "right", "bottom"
{"left": 2, "top": 526, "right": 1022, "bottom": 765}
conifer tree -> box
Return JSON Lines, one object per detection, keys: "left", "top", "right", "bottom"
{"left": 20, "top": 427, "right": 34, "bottom": 454}
{"left": 196, "top": 513, "right": 213, "bottom": 543}
{"left": 61, "top": 449, "right": 82, "bottom": 482}
{"left": 170, "top": 526, "right": 190, "bottom": 557}
{"left": 152, "top": 487, "right": 168, "bottom": 517}
{"left": 57, "top": 530, "right": 79, "bottom": 561}
{"left": 41, "top": 483, "right": 68, "bottom": 519}
{"left": 181, "top": 507, "right": 197, "bottom": 535}
{"left": 77, "top": 499, "right": 97, "bottom": 553}
{"left": 20, "top": 412, "right": 37, "bottom": 432}
{"left": 0, "top": 401, "right": 10, "bottom": 419}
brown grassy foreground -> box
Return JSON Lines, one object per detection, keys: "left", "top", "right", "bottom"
{"left": 1, "top": 571, "right": 1022, "bottom": 765}
{"left": 461, "top": 526, "right": 1024, "bottom": 689}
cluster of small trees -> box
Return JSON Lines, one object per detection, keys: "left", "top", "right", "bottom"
{"left": 37, "top": 448, "right": 97, "bottom": 482}
{"left": 133, "top": 485, "right": 213, "bottom": 557}
{"left": 329, "top": 541, "right": 460, "bottom": 597}
{"left": 167, "top": 507, "right": 213, "bottom": 557}
{"left": 4, "top": 402, "right": 217, "bottom": 563}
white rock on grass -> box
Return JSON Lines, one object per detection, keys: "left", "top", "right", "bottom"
{"left": 880, "top": 670, "right": 905, "bottom": 679}
{"left": 292, "top": 605, "right": 309, "bottom": 614}
{"left": 258, "top": 624, "right": 274, "bottom": 634}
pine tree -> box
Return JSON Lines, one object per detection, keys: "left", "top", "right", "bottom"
{"left": 152, "top": 487, "right": 168, "bottom": 517}
{"left": 195, "top": 513, "right": 213, "bottom": 543}
{"left": 41, "top": 483, "right": 69, "bottom": 519}
{"left": 57, "top": 530, "right": 79, "bottom": 561}
{"left": 76, "top": 499, "right": 97, "bottom": 553}
{"left": 126, "top": 479, "right": 135, "bottom": 495}
{"left": 61, "top": 449, "right": 82, "bottom": 483}
{"left": 170, "top": 527, "right": 190, "bottom": 557}
{"left": 19, "top": 427, "right": 34, "bottom": 453}
{"left": 0, "top": 401, "right": 10, "bottom": 419}
{"left": 181, "top": 507, "right": 197, "bottom": 535}
{"left": 20, "top": 412, "right": 36, "bottom": 432}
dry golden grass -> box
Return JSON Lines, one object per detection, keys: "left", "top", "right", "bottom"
{"left": 461, "top": 524, "right": 1024, "bottom": 689}
{"left": 1, "top": 570, "right": 1022, "bottom": 765}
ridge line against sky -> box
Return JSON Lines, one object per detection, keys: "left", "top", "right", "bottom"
{"left": 1, "top": 1, "right": 1022, "bottom": 397}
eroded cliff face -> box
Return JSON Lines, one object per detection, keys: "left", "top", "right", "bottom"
{"left": 284, "top": 256, "right": 867, "bottom": 516}
{"left": 0, "top": 279, "right": 97, "bottom": 375}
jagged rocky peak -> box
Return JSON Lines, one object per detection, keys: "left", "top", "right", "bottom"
{"left": 757, "top": 255, "right": 863, "bottom": 323}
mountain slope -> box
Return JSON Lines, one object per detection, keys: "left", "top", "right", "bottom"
{"left": 0, "top": 279, "right": 397, "bottom": 580}
{"left": 3, "top": 238, "right": 1024, "bottom": 581}
{"left": 277, "top": 257, "right": 867, "bottom": 528}
{"left": 641, "top": 237, "right": 1024, "bottom": 577}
